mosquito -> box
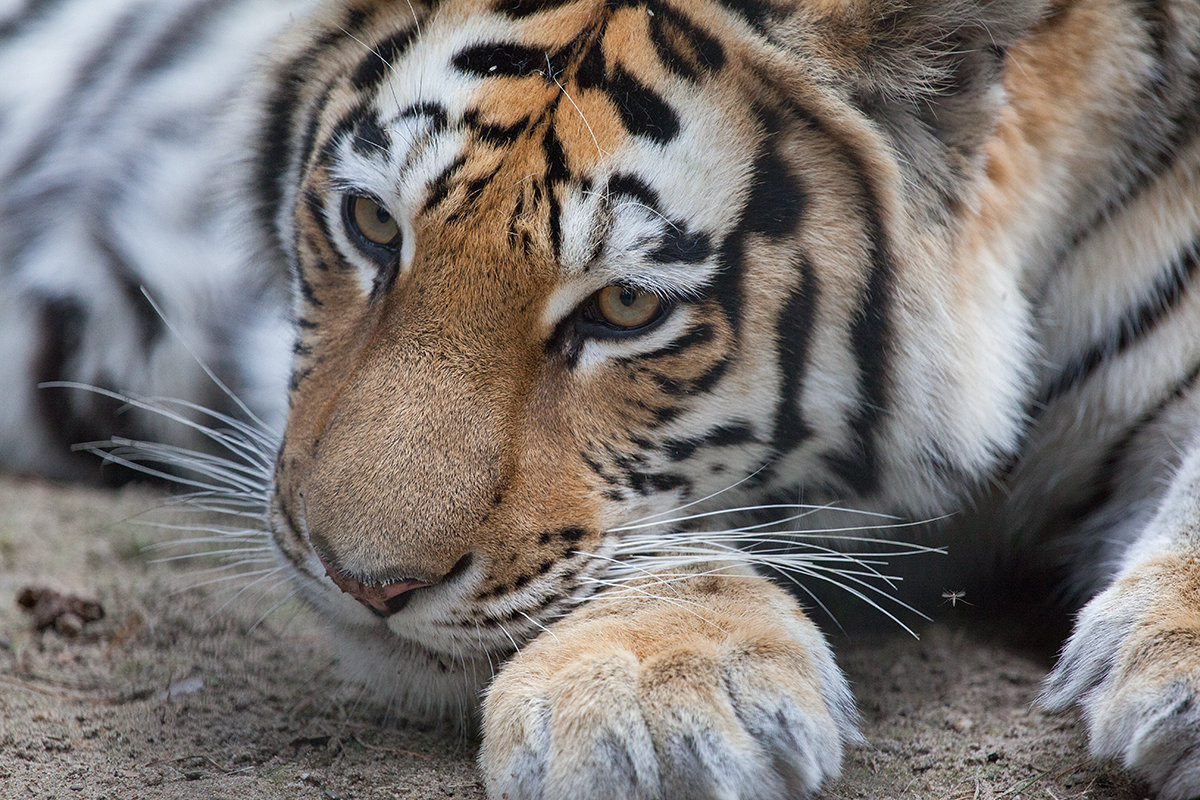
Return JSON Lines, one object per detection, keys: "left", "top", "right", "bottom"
{"left": 941, "top": 589, "right": 971, "bottom": 608}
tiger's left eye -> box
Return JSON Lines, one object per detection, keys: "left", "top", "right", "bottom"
{"left": 343, "top": 194, "right": 401, "bottom": 253}
{"left": 592, "top": 285, "right": 664, "bottom": 330}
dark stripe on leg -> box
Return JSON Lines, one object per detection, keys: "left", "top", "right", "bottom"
{"left": 1037, "top": 242, "right": 1199, "bottom": 410}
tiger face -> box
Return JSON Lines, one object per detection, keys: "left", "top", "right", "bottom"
{"left": 261, "top": 0, "right": 1032, "bottom": 716}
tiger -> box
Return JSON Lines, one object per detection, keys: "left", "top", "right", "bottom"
{"left": 2, "top": 0, "right": 1199, "bottom": 797}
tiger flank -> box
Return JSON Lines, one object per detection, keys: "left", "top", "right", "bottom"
{"left": 2, "top": 0, "right": 1198, "bottom": 797}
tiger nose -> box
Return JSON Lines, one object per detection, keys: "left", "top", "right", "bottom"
{"left": 317, "top": 554, "right": 434, "bottom": 617}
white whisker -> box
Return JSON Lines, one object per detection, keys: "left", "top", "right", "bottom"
{"left": 149, "top": 546, "right": 274, "bottom": 565}
{"left": 608, "top": 502, "right": 901, "bottom": 533}
{"left": 619, "top": 464, "right": 772, "bottom": 526}
{"left": 248, "top": 585, "right": 300, "bottom": 632}
{"left": 176, "top": 566, "right": 282, "bottom": 593}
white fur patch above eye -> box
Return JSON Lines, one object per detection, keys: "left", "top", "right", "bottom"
{"left": 548, "top": 179, "right": 719, "bottom": 325}
{"left": 558, "top": 184, "right": 609, "bottom": 275}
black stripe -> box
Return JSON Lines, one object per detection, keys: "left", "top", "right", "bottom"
{"left": 636, "top": 323, "right": 715, "bottom": 360}
{"left": 648, "top": 6, "right": 725, "bottom": 82}
{"left": 1033, "top": 7, "right": 1199, "bottom": 306}
{"left": 301, "top": 190, "right": 341, "bottom": 270}
{"left": 547, "top": 186, "right": 563, "bottom": 259}
{"left": 421, "top": 154, "right": 468, "bottom": 214}
{"left": 2, "top": 6, "right": 141, "bottom": 190}
{"left": 711, "top": 110, "right": 807, "bottom": 340}
{"left": 494, "top": 0, "right": 580, "bottom": 17}
{"left": 32, "top": 295, "right": 87, "bottom": 427}
{"left": 296, "top": 269, "right": 323, "bottom": 308}
{"left": 650, "top": 229, "right": 711, "bottom": 264}
{"left": 372, "top": 253, "right": 401, "bottom": 300}
{"left": 350, "top": 27, "right": 417, "bottom": 91}
{"left": 710, "top": 0, "right": 774, "bottom": 35}
{"left": 128, "top": 0, "right": 238, "bottom": 78}
{"left": 773, "top": 256, "right": 818, "bottom": 452}
{"left": 453, "top": 42, "right": 549, "bottom": 78}
{"left": 542, "top": 123, "right": 570, "bottom": 255}
{"left": 317, "top": 99, "right": 374, "bottom": 170}
{"left": 1045, "top": 358, "right": 1200, "bottom": 532}
{"left": 0, "top": 0, "right": 72, "bottom": 45}
{"left": 32, "top": 295, "right": 132, "bottom": 482}
{"left": 471, "top": 116, "right": 528, "bottom": 147}
{"left": 446, "top": 166, "right": 504, "bottom": 223}
{"left": 294, "top": 81, "right": 335, "bottom": 184}
{"left": 663, "top": 423, "right": 756, "bottom": 461}
{"left": 288, "top": 366, "right": 312, "bottom": 392}
{"left": 574, "top": 36, "right": 606, "bottom": 90}
{"left": 781, "top": 106, "right": 892, "bottom": 497}
{"left": 742, "top": 145, "right": 804, "bottom": 237}
{"left": 399, "top": 102, "right": 450, "bottom": 131}
{"left": 605, "top": 63, "right": 679, "bottom": 143}
{"left": 255, "top": 36, "right": 336, "bottom": 239}
{"left": 1038, "top": 243, "right": 1199, "bottom": 409}
{"left": 543, "top": 124, "right": 570, "bottom": 184}
{"left": 351, "top": 115, "right": 391, "bottom": 157}
{"left": 607, "top": 173, "right": 660, "bottom": 209}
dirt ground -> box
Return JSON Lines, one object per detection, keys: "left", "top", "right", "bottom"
{"left": 0, "top": 475, "right": 1151, "bottom": 800}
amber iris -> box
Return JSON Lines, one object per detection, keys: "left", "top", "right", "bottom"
{"left": 347, "top": 195, "right": 401, "bottom": 249}
{"left": 595, "top": 285, "right": 662, "bottom": 329}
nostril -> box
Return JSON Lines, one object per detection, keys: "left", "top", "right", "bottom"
{"left": 317, "top": 553, "right": 433, "bottom": 618}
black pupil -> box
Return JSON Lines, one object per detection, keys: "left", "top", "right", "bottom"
{"left": 619, "top": 287, "right": 637, "bottom": 307}
{"left": 374, "top": 205, "right": 391, "bottom": 225}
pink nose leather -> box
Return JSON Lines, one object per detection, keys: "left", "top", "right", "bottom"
{"left": 318, "top": 555, "right": 432, "bottom": 616}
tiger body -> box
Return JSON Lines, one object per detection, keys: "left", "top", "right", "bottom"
{"left": 2, "top": 0, "right": 1199, "bottom": 797}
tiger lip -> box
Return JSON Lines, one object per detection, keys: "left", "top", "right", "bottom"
{"left": 317, "top": 553, "right": 433, "bottom": 617}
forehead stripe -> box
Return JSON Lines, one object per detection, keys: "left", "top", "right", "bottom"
{"left": 451, "top": 37, "right": 680, "bottom": 144}
{"left": 453, "top": 42, "right": 565, "bottom": 78}
{"left": 604, "top": 63, "right": 679, "bottom": 144}
{"left": 422, "top": 154, "right": 469, "bottom": 214}
{"left": 648, "top": 5, "right": 726, "bottom": 81}
{"left": 351, "top": 116, "right": 391, "bottom": 157}
{"left": 495, "top": 0, "right": 583, "bottom": 18}
{"left": 350, "top": 27, "right": 418, "bottom": 92}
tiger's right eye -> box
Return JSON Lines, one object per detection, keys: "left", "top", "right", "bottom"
{"left": 342, "top": 194, "right": 401, "bottom": 255}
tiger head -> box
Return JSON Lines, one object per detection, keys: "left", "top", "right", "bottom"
{"left": 256, "top": 0, "right": 1045, "bottom": 718}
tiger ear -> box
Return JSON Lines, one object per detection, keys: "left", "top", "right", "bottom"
{"left": 804, "top": 0, "right": 1050, "bottom": 188}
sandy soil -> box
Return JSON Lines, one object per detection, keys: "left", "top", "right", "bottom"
{"left": 0, "top": 475, "right": 1150, "bottom": 800}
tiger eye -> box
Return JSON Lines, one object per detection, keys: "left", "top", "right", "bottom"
{"left": 595, "top": 285, "right": 662, "bottom": 329}
{"left": 349, "top": 195, "right": 400, "bottom": 248}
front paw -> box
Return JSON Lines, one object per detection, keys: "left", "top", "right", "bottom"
{"left": 1040, "top": 553, "right": 1200, "bottom": 799}
{"left": 480, "top": 575, "right": 860, "bottom": 800}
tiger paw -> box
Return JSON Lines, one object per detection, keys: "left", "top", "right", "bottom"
{"left": 1040, "top": 553, "right": 1200, "bottom": 799}
{"left": 479, "top": 572, "right": 861, "bottom": 800}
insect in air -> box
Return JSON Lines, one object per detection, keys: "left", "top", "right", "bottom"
{"left": 941, "top": 589, "right": 971, "bottom": 608}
